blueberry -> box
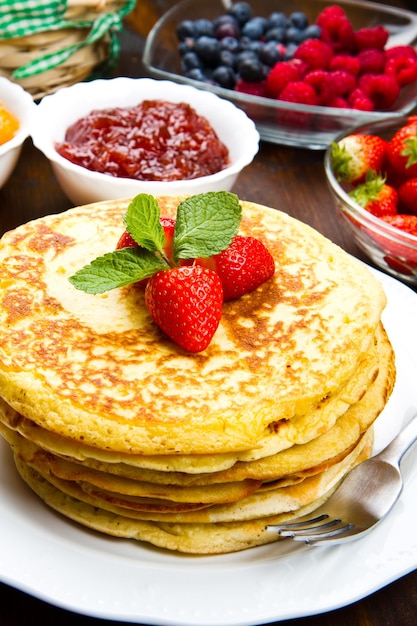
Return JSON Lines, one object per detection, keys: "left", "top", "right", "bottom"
{"left": 302, "top": 24, "right": 322, "bottom": 40}
{"left": 193, "top": 18, "right": 214, "bottom": 37}
{"left": 214, "top": 18, "right": 240, "bottom": 40}
{"left": 259, "top": 40, "right": 284, "bottom": 66}
{"left": 267, "top": 12, "right": 288, "bottom": 29}
{"left": 237, "top": 56, "right": 264, "bottom": 82}
{"left": 244, "top": 39, "right": 263, "bottom": 55}
{"left": 283, "top": 43, "right": 298, "bottom": 60}
{"left": 185, "top": 68, "right": 207, "bottom": 82}
{"left": 195, "top": 36, "right": 221, "bottom": 65}
{"left": 176, "top": 20, "right": 196, "bottom": 41}
{"left": 181, "top": 51, "right": 202, "bottom": 71}
{"left": 285, "top": 26, "right": 305, "bottom": 44}
{"left": 178, "top": 40, "right": 195, "bottom": 56}
{"left": 219, "top": 36, "right": 240, "bottom": 53}
{"left": 242, "top": 17, "right": 267, "bottom": 40}
{"left": 228, "top": 2, "right": 252, "bottom": 25}
{"left": 219, "top": 49, "right": 237, "bottom": 68}
{"left": 212, "top": 65, "right": 237, "bottom": 89}
{"left": 264, "top": 27, "right": 286, "bottom": 42}
{"left": 237, "top": 49, "right": 259, "bottom": 65}
{"left": 289, "top": 11, "right": 309, "bottom": 30}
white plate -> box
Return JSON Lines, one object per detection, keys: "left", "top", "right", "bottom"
{"left": 1, "top": 268, "right": 417, "bottom": 625}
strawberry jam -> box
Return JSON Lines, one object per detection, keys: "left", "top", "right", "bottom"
{"left": 55, "top": 100, "right": 230, "bottom": 181}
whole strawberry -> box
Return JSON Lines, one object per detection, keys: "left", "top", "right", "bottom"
{"left": 386, "top": 116, "right": 417, "bottom": 181}
{"left": 331, "top": 133, "right": 387, "bottom": 185}
{"left": 198, "top": 235, "right": 275, "bottom": 301}
{"left": 145, "top": 265, "right": 223, "bottom": 353}
{"left": 398, "top": 177, "right": 417, "bottom": 215}
{"left": 349, "top": 172, "right": 398, "bottom": 218}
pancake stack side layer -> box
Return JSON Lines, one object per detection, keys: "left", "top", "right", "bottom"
{"left": 0, "top": 197, "right": 396, "bottom": 554}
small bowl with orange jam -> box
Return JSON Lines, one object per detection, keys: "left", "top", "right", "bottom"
{"left": 0, "top": 77, "right": 35, "bottom": 190}
{"left": 31, "top": 77, "right": 260, "bottom": 206}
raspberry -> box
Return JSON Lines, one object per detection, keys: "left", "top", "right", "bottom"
{"left": 235, "top": 78, "right": 267, "bottom": 97}
{"left": 319, "top": 16, "right": 356, "bottom": 53}
{"left": 278, "top": 81, "right": 318, "bottom": 105}
{"left": 354, "top": 25, "right": 389, "bottom": 51}
{"left": 359, "top": 73, "right": 400, "bottom": 109}
{"left": 265, "top": 61, "right": 301, "bottom": 98}
{"left": 330, "top": 69, "right": 356, "bottom": 97}
{"left": 329, "top": 54, "right": 360, "bottom": 76}
{"left": 327, "top": 95, "right": 349, "bottom": 108}
{"left": 357, "top": 48, "right": 385, "bottom": 75}
{"left": 316, "top": 5, "right": 347, "bottom": 27}
{"left": 293, "top": 39, "right": 334, "bottom": 70}
{"left": 385, "top": 54, "right": 417, "bottom": 87}
{"left": 304, "top": 70, "right": 336, "bottom": 105}
{"left": 348, "top": 88, "right": 374, "bottom": 111}
{"left": 385, "top": 45, "right": 417, "bottom": 62}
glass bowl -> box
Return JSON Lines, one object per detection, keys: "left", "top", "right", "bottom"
{"left": 324, "top": 116, "right": 417, "bottom": 286}
{"left": 143, "top": 0, "right": 417, "bottom": 149}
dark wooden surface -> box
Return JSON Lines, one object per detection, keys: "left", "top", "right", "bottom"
{"left": 1, "top": 1, "right": 417, "bottom": 624}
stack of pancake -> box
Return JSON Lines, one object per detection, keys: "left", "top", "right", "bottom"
{"left": 0, "top": 197, "right": 395, "bottom": 554}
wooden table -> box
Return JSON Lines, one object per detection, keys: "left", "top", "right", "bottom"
{"left": 1, "top": 1, "right": 417, "bottom": 624}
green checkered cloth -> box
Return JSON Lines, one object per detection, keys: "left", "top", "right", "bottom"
{"left": 0, "top": 0, "right": 136, "bottom": 79}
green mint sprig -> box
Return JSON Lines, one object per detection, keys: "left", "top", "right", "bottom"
{"left": 69, "top": 191, "right": 242, "bottom": 295}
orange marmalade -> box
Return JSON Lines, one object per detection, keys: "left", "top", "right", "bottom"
{"left": 55, "top": 100, "right": 230, "bottom": 181}
{"left": 0, "top": 102, "right": 19, "bottom": 146}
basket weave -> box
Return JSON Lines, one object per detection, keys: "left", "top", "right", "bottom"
{"left": 0, "top": 1, "right": 133, "bottom": 99}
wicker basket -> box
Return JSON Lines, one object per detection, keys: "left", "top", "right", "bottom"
{"left": 0, "top": 1, "right": 135, "bottom": 100}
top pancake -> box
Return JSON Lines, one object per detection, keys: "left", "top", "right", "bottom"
{"left": 0, "top": 196, "right": 386, "bottom": 455}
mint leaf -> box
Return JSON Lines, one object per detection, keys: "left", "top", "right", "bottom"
{"left": 123, "top": 194, "right": 165, "bottom": 254}
{"left": 173, "top": 191, "right": 241, "bottom": 261}
{"left": 69, "top": 248, "right": 167, "bottom": 294}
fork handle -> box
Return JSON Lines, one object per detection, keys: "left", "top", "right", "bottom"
{"left": 375, "top": 412, "right": 417, "bottom": 467}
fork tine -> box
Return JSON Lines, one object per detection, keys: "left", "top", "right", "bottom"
{"left": 266, "top": 514, "right": 330, "bottom": 532}
{"left": 266, "top": 515, "right": 355, "bottom": 543}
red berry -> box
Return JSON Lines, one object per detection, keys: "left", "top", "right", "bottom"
{"left": 330, "top": 69, "right": 356, "bottom": 97}
{"left": 386, "top": 116, "right": 417, "bottom": 180}
{"left": 265, "top": 61, "right": 301, "bottom": 98}
{"left": 349, "top": 172, "right": 398, "bottom": 218}
{"left": 199, "top": 235, "right": 275, "bottom": 301}
{"left": 145, "top": 264, "right": 223, "bottom": 353}
{"left": 316, "top": 5, "right": 348, "bottom": 27}
{"left": 327, "top": 95, "right": 349, "bottom": 108}
{"left": 304, "top": 70, "right": 336, "bottom": 106}
{"left": 398, "top": 177, "right": 417, "bottom": 215}
{"left": 385, "top": 45, "right": 417, "bottom": 62}
{"left": 319, "top": 15, "right": 356, "bottom": 53}
{"left": 347, "top": 87, "right": 374, "bottom": 111}
{"left": 293, "top": 39, "right": 334, "bottom": 71}
{"left": 357, "top": 48, "right": 385, "bottom": 75}
{"left": 235, "top": 79, "right": 267, "bottom": 97}
{"left": 385, "top": 54, "right": 417, "bottom": 87}
{"left": 354, "top": 25, "right": 389, "bottom": 51}
{"left": 331, "top": 133, "right": 387, "bottom": 185}
{"left": 359, "top": 73, "right": 400, "bottom": 110}
{"left": 278, "top": 81, "right": 318, "bottom": 105}
{"left": 329, "top": 54, "right": 360, "bottom": 76}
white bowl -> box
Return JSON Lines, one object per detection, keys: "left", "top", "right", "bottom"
{"left": 0, "top": 78, "right": 35, "bottom": 189}
{"left": 31, "top": 77, "right": 260, "bottom": 206}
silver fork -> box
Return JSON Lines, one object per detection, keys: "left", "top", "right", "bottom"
{"left": 266, "top": 412, "right": 417, "bottom": 546}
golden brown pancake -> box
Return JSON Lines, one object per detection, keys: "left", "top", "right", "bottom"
{"left": 13, "top": 429, "right": 373, "bottom": 554}
{"left": 0, "top": 195, "right": 395, "bottom": 554}
{"left": 0, "top": 197, "right": 387, "bottom": 457}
